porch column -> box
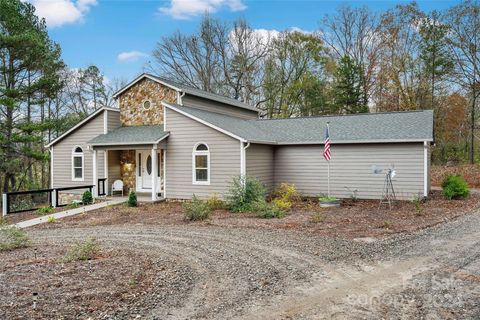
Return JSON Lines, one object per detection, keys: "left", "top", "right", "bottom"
{"left": 92, "top": 149, "right": 98, "bottom": 197}
{"left": 151, "top": 146, "right": 158, "bottom": 201}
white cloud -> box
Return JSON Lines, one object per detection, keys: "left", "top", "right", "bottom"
{"left": 30, "top": 0, "right": 97, "bottom": 28}
{"left": 290, "top": 27, "right": 313, "bottom": 34}
{"left": 117, "top": 51, "right": 149, "bottom": 62}
{"left": 159, "top": 0, "right": 246, "bottom": 20}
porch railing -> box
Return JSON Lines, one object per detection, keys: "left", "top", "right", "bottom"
{"left": 2, "top": 184, "right": 94, "bottom": 216}
{"left": 97, "top": 178, "right": 107, "bottom": 196}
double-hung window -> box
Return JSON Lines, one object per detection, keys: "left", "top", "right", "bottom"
{"left": 72, "top": 146, "right": 84, "bottom": 181}
{"left": 192, "top": 143, "right": 210, "bottom": 185}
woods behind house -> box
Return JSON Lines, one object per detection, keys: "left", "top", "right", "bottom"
{"left": 1, "top": 0, "right": 479, "bottom": 192}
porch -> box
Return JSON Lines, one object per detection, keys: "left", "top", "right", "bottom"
{"left": 88, "top": 125, "right": 169, "bottom": 202}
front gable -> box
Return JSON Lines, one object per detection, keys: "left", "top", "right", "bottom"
{"left": 118, "top": 77, "right": 177, "bottom": 126}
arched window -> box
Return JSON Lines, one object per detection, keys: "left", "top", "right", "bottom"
{"left": 192, "top": 143, "right": 210, "bottom": 184}
{"left": 72, "top": 146, "right": 84, "bottom": 181}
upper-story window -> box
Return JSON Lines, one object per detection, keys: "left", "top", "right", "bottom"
{"left": 72, "top": 146, "right": 84, "bottom": 181}
{"left": 192, "top": 143, "right": 210, "bottom": 185}
{"left": 143, "top": 100, "right": 151, "bottom": 110}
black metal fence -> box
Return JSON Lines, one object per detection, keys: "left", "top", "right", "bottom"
{"left": 2, "top": 184, "right": 95, "bottom": 215}
{"left": 54, "top": 185, "right": 94, "bottom": 208}
{"left": 2, "top": 189, "right": 53, "bottom": 214}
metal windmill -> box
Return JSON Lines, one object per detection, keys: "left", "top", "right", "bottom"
{"left": 372, "top": 165, "right": 397, "bottom": 209}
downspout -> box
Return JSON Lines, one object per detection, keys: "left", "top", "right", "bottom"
{"left": 240, "top": 141, "right": 250, "bottom": 178}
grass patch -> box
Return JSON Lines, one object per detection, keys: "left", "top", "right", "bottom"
{"left": 62, "top": 238, "right": 100, "bottom": 262}
{"left": 0, "top": 226, "right": 30, "bottom": 251}
{"left": 311, "top": 212, "right": 325, "bottom": 223}
{"left": 47, "top": 216, "right": 56, "bottom": 223}
{"left": 37, "top": 206, "right": 54, "bottom": 215}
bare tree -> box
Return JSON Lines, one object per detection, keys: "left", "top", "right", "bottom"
{"left": 376, "top": 2, "right": 426, "bottom": 111}
{"left": 444, "top": 0, "right": 480, "bottom": 164}
{"left": 152, "top": 14, "right": 224, "bottom": 92}
{"left": 321, "top": 5, "right": 382, "bottom": 107}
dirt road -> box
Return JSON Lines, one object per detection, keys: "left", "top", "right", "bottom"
{"left": 22, "top": 210, "right": 480, "bottom": 319}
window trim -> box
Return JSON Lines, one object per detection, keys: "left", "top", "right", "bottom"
{"left": 143, "top": 99, "right": 152, "bottom": 110}
{"left": 71, "top": 146, "right": 84, "bottom": 182}
{"left": 192, "top": 142, "right": 210, "bottom": 185}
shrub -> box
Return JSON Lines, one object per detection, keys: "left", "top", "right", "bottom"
{"left": 62, "top": 238, "right": 100, "bottom": 262}
{"left": 441, "top": 175, "right": 470, "bottom": 200}
{"left": 82, "top": 191, "right": 93, "bottom": 205}
{"left": 252, "top": 200, "right": 285, "bottom": 219}
{"left": 274, "top": 183, "right": 300, "bottom": 203}
{"left": 127, "top": 191, "right": 138, "bottom": 207}
{"left": 226, "top": 176, "right": 266, "bottom": 213}
{"left": 411, "top": 194, "right": 425, "bottom": 216}
{"left": 206, "top": 193, "right": 226, "bottom": 210}
{"left": 0, "top": 226, "right": 30, "bottom": 251}
{"left": 183, "top": 195, "right": 212, "bottom": 221}
{"left": 37, "top": 206, "right": 54, "bottom": 215}
{"left": 272, "top": 198, "right": 292, "bottom": 211}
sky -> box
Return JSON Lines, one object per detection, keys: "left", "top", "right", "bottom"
{"left": 30, "top": 0, "right": 462, "bottom": 82}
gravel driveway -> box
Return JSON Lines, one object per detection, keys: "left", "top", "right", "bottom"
{"left": 27, "top": 209, "right": 480, "bottom": 319}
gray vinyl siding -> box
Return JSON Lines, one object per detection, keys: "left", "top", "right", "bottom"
{"left": 165, "top": 108, "right": 241, "bottom": 199}
{"left": 274, "top": 143, "right": 425, "bottom": 200}
{"left": 246, "top": 144, "right": 275, "bottom": 190}
{"left": 52, "top": 112, "right": 106, "bottom": 188}
{"left": 107, "top": 150, "right": 121, "bottom": 194}
{"left": 107, "top": 110, "right": 121, "bottom": 132}
{"left": 182, "top": 94, "right": 258, "bottom": 120}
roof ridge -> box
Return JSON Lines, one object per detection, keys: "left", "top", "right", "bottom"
{"left": 254, "top": 109, "right": 433, "bottom": 122}
{"left": 147, "top": 73, "right": 257, "bottom": 110}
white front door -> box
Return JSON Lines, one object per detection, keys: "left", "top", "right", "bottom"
{"left": 142, "top": 151, "right": 153, "bottom": 189}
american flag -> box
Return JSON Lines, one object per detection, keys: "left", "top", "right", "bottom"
{"left": 323, "top": 124, "right": 331, "bottom": 161}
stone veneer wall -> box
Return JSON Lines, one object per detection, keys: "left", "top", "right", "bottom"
{"left": 120, "top": 150, "right": 136, "bottom": 192}
{"left": 118, "top": 78, "right": 177, "bottom": 126}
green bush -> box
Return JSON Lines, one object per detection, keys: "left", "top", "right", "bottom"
{"left": 82, "top": 191, "right": 93, "bottom": 205}
{"left": 37, "top": 206, "right": 54, "bottom": 215}
{"left": 0, "top": 226, "right": 30, "bottom": 251}
{"left": 62, "top": 238, "right": 100, "bottom": 262}
{"left": 252, "top": 200, "right": 285, "bottom": 219}
{"left": 226, "top": 176, "right": 266, "bottom": 212}
{"left": 442, "top": 175, "right": 470, "bottom": 200}
{"left": 206, "top": 193, "right": 226, "bottom": 210}
{"left": 183, "top": 195, "right": 212, "bottom": 221}
{"left": 127, "top": 191, "right": 137, "bottom": 207}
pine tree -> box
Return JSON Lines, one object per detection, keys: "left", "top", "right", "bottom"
{"left": 0, "top": 0, "right": 64, "bottom": 192}
{"left": 332, "top": 55, "right": 368, "bottom": 114}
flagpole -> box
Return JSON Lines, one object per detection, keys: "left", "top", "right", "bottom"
{"left": 328, "top": 159, "right": 330, "bottom": 198}
{"left": 327, "top": 122, "right": 330, "bottom": 198}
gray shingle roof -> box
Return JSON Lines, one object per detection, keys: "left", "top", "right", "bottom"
{"left": 88, "top": 125, "right": 169, "bottom": 146}
{"left": 167, "top": 104, "right": 434, "bottom": 144}
{"left": 147, "top": 74, "right": 259, "bottom": 113}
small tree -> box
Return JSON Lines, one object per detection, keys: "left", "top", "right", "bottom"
{"left": 127, "top": 191, "right": 137, "bottom": 207}
{"left": 82, "top": 190, "right": 93, "bottom": 205}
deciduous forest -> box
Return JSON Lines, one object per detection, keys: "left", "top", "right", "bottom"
{"left": 1, "top": 0, "right": 479, "bottom": 192}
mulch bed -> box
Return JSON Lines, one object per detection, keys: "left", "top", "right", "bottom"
{"left": 0, "top": 244, "right": 156, "bottom": 319}
{"left": 35, "top": 190, "right": 480, "bottom": 239}
{"left": 431, "top": 164, "right": 480, "bottom": 187}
